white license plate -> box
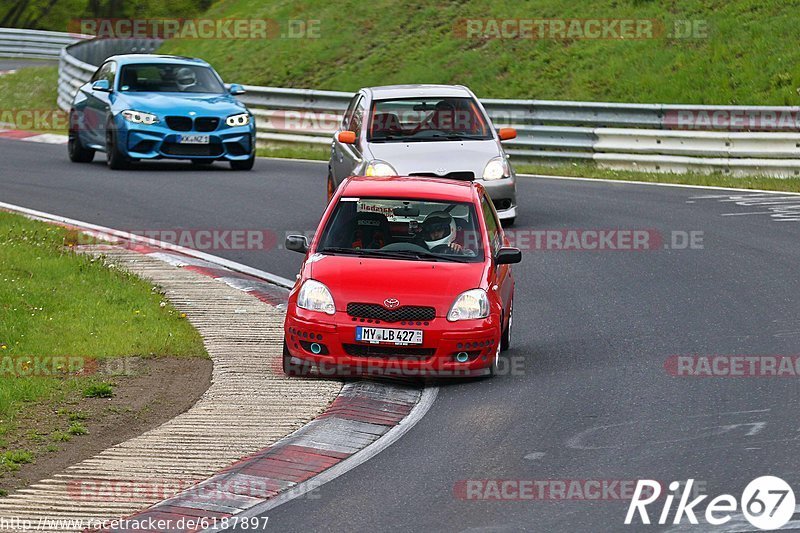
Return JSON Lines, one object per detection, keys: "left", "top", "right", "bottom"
{"left": 178, "top": 134, "right": 210, "bottom": 144}
{"left": 356, "top": 326, "right": 423, "bottom": 345}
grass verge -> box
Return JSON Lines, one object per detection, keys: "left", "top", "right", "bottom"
{"left": 0, "top": 66, "right": 63, "bottom": 134}
{"left": 256, "top": 142, "right": 328, "bottom": 161}
{"left": 515, "top": 161, "right": 800, "bottom": 192}
{"left": 0, "top": 210, "right": 207, "bottom": 478}
{"left": 159, "top": 0, "right": 800, "bottom": 105}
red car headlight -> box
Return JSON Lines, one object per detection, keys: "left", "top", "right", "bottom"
{"left": 297, "top": 279, "right": 336, "bottom": 315}
{"left": 447, "top": 289, "right": 490, "bottom": 321}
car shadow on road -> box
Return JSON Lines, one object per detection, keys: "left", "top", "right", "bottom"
{"left": 90, "top": 159, "right": 236, "bottom": 171}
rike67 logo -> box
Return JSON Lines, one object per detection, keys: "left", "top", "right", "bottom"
{"left": 625, "top": 476, "right": 796, "bottom": 530}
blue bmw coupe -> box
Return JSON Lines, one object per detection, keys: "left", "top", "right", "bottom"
{"left": 68, "top": 54, "right": 255, "bottom": 170}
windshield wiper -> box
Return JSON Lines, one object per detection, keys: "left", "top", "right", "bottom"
{"left": 319, "top": 247, "right": 371, "bottom": 256}
{"left": 372, "top": 249, "right": 472, "bottom": 263}
{"left": 319, "top": 247, "right": 414, "bottom": 259}
{"left": 370, "top": 135, "right": 473, "bottom": 143}
{"left": 369, "top": 134, "right": 409, "bottom": 142}
{"left": 319, "top": 247, "right": 470, "bottom": 262}
{"left": 428, "top": 134, "right": 487, "bottom": 141}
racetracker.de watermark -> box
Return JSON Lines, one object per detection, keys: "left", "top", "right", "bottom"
{"left": 0, "top": 355, "right": 139, "bottom": 378}
{"left": 454, "top": 479, "right": 663, "bottom": 501}
{"left": 454, "top": 18, "right": 708, "bottom": 40}
{"left": 68, "top": 18, "right": 320, "bottom": 39}
{"left": 0, "top": 109, "right": 68, "bottom": 130}
{"left": 280, "top": 355, "right": 528, "bottom": 378}
{"left": 665, "top": 109, "right": 800, "bottom": 131}
{"left": 500, "top": 229, "right": 704, "bottom": 251}
{"left": 0, "top": 356, "right": 97, "bottom": 377}
{"left": 0, "top": 516, "right": 269, "bottom": 532}
{"left": 67, "top": 477, "right": 321, "bottom": 502}
{"left": 78, "top": 229, "right": 279, "bottom": 252}
{"left": 665, "top": 355, "right": 800, "bottom": 377}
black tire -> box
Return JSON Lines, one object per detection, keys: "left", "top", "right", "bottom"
{"left": 501, "top": 300, "right": 513, "bottom": 352}
{"left": 487, "top": 342, "right": 501, "bottom": 377}
{"left": 282, "top": 341, "right": 312, "bottom": 377}
{"left": 67, "top": 112, "right": 94, "bottom": 163}
{"left": 230, "top": 154, "right": 255, "bottom": 171}
{"left": 105, "top": 120, "right": 130, "bottom": 170}
{"left": 327, "top": 170, "right": 336, "bottom": 201}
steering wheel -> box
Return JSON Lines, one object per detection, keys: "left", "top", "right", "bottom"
{"left": 430, "top": 244, "right": 456, "bottom": 254}
{"left": 430, "top": 244, "right": 477, "bottom": 257}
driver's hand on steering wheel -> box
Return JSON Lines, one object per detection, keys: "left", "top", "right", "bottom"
{"left": 448, "top": 242, "right": 463, "bottom": 253}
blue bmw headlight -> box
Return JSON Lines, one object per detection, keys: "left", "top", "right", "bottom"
{"left": 226, "top": 113, "right": 250, "bottom": 127}
{"left": 121, "top": 110, "right": 158, "bottom": 125}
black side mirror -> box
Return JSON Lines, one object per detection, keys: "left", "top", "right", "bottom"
{"left": 496, "top": 247, "right": 521, "bottom": 265}
{"left": 285, "top": 235, "right": 309, "bottom": 253}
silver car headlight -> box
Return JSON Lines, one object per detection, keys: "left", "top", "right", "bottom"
{"left": 365, "top": 160, "right": 397, "bottom": 177}
{"left": 482, "top": 156, "right": 510, "bottom": 180}
{"left": 297, "top": 279, "right": 336, "bottom": 315}
{"left": 447, "top": 289, "right": 490, "bottom": 321}
{"left": 121, "top": 110, "right": 158, "bottom": 125}
{"left": 226, "top": 112, "right": 251, "bottom": 127}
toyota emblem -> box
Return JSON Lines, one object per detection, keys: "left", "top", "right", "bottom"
{"left": 383, "top": 298, "right": 400, "bottom": 309}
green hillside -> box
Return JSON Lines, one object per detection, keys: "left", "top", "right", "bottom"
{"left": 1, "top": 0, "right": 210, "bottom": 32}
{"left": 157, "top": 0, "right": 800, "bottom": 105}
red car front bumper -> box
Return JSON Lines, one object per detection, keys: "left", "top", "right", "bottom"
{"left": 284, "top": 308, "right": 502, "bottom": 378}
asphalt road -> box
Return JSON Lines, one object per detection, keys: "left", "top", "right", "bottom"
{"left": 1, "top": 140, "right": 799, "bottom": 532}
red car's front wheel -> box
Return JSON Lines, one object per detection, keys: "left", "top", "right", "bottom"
{"left": 501, "top": 300, "right": 513, "bottom": 352}
{"left": 282, "top": 341, "right": 312, "bottom": 377}
{"left": 327, "top": 171, "right": 335, "bottom": 201}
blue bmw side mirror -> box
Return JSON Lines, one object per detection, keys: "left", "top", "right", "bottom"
{"left": 91, "top": 79, "right": 111, "bottom": 92}
{"left": 229, "top": 84, "right": 245, "bottom": 95}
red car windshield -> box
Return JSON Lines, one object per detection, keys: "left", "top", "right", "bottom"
{"left": 317, "top": 198, "right": 485, "bottom": 262}
{"left": 367, "top": 97, "right": 492, "bottom": 142}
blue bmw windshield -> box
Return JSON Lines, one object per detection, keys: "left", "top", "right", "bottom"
{"left": 118, "top": 64, "right": 225, "bottom": 93}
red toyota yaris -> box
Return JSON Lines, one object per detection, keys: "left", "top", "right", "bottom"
{"left": 283, "top": 176, "right": 520, "bottom": 378}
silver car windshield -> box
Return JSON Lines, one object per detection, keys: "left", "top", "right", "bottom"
{"left": 118, "top": 64, "right": 225, "bottom": 94}
{"left": 317, "top": 198, "right": 485, "bottom": 262}
{"left": 367, "top": 97, "right": 493, "bottom": 142}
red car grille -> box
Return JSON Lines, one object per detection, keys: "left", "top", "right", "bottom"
{"left": 343, "top": 344, "right": 435, "bottom": 358}
{"left": 347, "top": 303, "right": 435, "bottom": 323}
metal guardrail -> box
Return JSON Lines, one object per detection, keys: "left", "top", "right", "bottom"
{"left": 0, "top": 28, "right": 86, "bottom": 60}
{"left": 57, "top": 37, "right": 162, "bottom": 111}
{"left": 4, "top": 27, "right": 800, "bottom": 177}
{"left": 239, "top": 88, "right": 800, "bottom": 177}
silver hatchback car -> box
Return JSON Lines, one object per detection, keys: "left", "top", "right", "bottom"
{"left": 328, "top": 84, "right": 518, "bottom": 224}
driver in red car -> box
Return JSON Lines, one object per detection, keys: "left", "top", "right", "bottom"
{"left": 418, "top": 211, "right": 464, "bottom": 253}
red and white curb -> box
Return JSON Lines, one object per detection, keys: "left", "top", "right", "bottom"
{"left": 0, "top": 201, "right": 438, "bottom": 533}
{"left": 0, "top": 128, "right": 67, "bottom": 144}
{"left": 97, "top": 381, "right": 434, "bottom": 532}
